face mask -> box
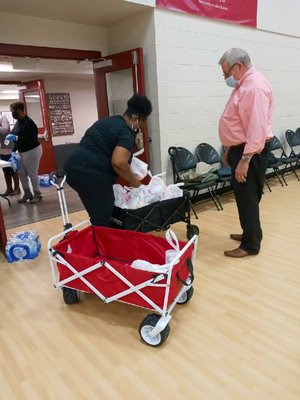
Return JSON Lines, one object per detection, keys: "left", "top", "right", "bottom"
{"left": 225, "top": 76, "right": 238, "bottom": 88}
{"left": 131, "top": 117, "right": 140, "bottom": 134}
{"left": 131, "top": 123, "right": 139, "bottom": 134}
{"left": 12, "top": 111, "right": 19, "bottom": 119}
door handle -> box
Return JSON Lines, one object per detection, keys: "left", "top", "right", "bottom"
{"left": 38, "top": 131, "right": 49, "bottom": 142}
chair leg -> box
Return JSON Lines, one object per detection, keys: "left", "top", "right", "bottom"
{"left": 264, "top": 179, "right": 272, "bottom": 192}
{"left": 207, "top": 187, "right": 223, "bottom": 211}
{"left": 289, "top": 163, "right": 300, "bottom": 181}
{"left": 184, "top": 188, "right": 199, "bottom": 219}
{"left": 278, "top": 168, "right": 288, "bottom": 186}
{"left": 213, "top": 188, "right": 223, "bottom": 211}
{"left": 273, "top": 168, "right": 287, "bottom": 186}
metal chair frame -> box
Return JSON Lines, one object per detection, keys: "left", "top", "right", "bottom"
{"left": 266, "top": 136, "right": 300, "bottom": 190}
{"left": 168, "top": 146, "right": 223, "bottom": 212}
{"left": 195, "top": 142, "right": 232, "bottom": 195}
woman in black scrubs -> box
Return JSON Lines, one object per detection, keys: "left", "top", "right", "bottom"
{"left": 64, "top": 94, "right": 152, "bottom": 226}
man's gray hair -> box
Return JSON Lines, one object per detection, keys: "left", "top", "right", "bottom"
{"left": 218, "top": 48, "right": 251, "bottom": 67}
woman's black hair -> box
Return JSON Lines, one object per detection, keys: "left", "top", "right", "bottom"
{"left": 10, "top": 101, "right": 25, "bottom": 112}
{"left": 125, "top": 94, "right": 152, "bottom": 119}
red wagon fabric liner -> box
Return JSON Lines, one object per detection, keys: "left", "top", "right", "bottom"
{"left": 53, "top": 226, "right": 193, "bottom": 309}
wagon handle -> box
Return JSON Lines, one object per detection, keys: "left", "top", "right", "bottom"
{"left": 176, "top": 258, "right": 194, "bottom": 286}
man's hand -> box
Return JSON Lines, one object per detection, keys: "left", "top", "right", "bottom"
{"left": 235, "top": 160, "right": 249, "bottom": 183}
{"left": 5, "top": 134, "right": 17, "bottom": 142}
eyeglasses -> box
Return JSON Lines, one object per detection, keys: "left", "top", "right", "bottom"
{"left": 223, "top": 63, "right": 238, "bottom": 79}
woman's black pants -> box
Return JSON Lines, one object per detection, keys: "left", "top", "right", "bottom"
{"left": 66, "top": 172, "right": 114, "bottom": 227}
{"left": 228, "top": 142, "right": 270, "bottom": 254}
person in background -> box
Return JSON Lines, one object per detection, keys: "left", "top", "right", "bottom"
{"left": 64, "top": 93, "right": 152, "bottom": 227}
{"left": 5, "top": 101, "right": 43, "bottom": 203}
{"left": 218, "top": 48, "right": 273, "bottom": 258}
{"left": 0, "top": 114, "right": 20, "bottom": 196}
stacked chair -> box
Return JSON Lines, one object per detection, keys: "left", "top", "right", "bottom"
{"left": 195, "top": 143, "right": 232, "bottom": 195}
{"left": 265, "top": 135, "right": 300, "bottom": 191}
{"left": 168, "top": 146, "right": 223, "bottom": 211}
{"left": 285, "top": 128, "right": 300, "bottom": 160}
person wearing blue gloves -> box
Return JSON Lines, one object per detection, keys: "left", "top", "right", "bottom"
{"left": 5, "top": 102, "right": 43, "bottom": 203}
{"left": 0, "top": 115, "right": 20, "bottom": 196}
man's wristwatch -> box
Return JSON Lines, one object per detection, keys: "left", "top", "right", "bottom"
{"left": 241, "top": 154, "right": 251, "bottom": 163}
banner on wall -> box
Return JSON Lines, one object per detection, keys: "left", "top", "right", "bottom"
{"left": 156, "top": 0, "right": 257, "bottom": 28}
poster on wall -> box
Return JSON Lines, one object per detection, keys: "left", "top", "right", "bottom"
{"left": 156, "top": 0, "right": 257, "bottom": 28}
{"left": 46, "top": 93, "right": 75, "bottom": 136}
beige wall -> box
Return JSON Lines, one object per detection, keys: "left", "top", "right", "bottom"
{"left": 0, "top": 12, "right": 107, "bottom": 52}
{"left": 152, "top": 7, "right": 300, "bottom": 180}
{"left": 258, "top": 0, "right": 300, "bottom": 37}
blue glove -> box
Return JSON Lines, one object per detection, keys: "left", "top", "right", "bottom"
{"left": 5, "top": 134, "right": 17, "bottom": 142}
{"left": 8, "top": 152, "right": 19, "bottom": 172}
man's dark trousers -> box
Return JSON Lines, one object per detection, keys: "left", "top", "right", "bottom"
{"left": 228, "top": 141, "right": 271, "bottom": 254}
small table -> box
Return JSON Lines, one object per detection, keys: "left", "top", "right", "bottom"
{"left": 0, "top": 160, "right": 12, "bottom": 168}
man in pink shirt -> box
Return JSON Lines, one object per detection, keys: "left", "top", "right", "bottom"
{"left": 218, "top": 48, "right": 273, "bottom": 258}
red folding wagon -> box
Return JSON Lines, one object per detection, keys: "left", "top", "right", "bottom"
{"left": 47, "top": 176, "right": 198, "bottom": 346}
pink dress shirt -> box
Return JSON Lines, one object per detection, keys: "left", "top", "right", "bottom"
{"left": 219, "top": 66, "right": 274, "bottom": 154}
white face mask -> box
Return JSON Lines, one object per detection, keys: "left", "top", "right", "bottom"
{"left": 131, "top": 114, "right": 139, "bottom": 132}
{"left": 225, "top": 76, "right": 238, "bottom": 88}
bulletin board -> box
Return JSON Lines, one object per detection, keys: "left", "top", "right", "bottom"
{"left": 46, "top": 93, "right": 75, "bottom": 136}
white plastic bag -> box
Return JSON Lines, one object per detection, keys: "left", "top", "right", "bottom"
{"left": 126, "top": 185, "right": 150, "bottom": 209}
{"left": 165, "top": 229, "right": 180, "bottom": 265}
{"left": 131, "top": 259, "right": 170, "bottom": 273}
{"left": 162, "top": 184, "right": 183, "bottom": 200}
{"left": 113, "top": 184, "right": 130, "bottom": 208}
{"left": 147, "top": 176, "right": 167, "bottom": 202}
{"left": 130, "top": 229, "right": 181, "bottom": 273}
{"left": 113, "top": 173, "right": 184, "bottom": 209}
{"left": 130, "top": 156, "right": 149, "bottom": 180}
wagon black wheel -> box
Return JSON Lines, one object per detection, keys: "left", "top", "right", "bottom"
{"left": 139, "top": 313, "right": 170, "bottom": 347}
{"left": 177, "top": 286, "right": 194, "bottom": 305}
{"left": 62, "top": 287, "right": 80, "bottom": 304}
{"left": 187, "top": 224, "right": 199, "bottom": 240}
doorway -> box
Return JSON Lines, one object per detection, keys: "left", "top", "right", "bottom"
{"left": 94, "top": 47, "right": 149, "bottom": 164}
{"left": 0, "top": 43, "right": 148, "bottom": 233}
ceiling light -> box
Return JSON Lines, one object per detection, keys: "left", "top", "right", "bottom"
{"left": 0, "top": 63, "right": 13, "bottom": 72}
{"left": 0, "top": 90, "right": 19, "bottom": 94}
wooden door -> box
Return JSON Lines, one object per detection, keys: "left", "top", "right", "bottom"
{"left": 19, "top": 79, "right": 57, "bottom": 174}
